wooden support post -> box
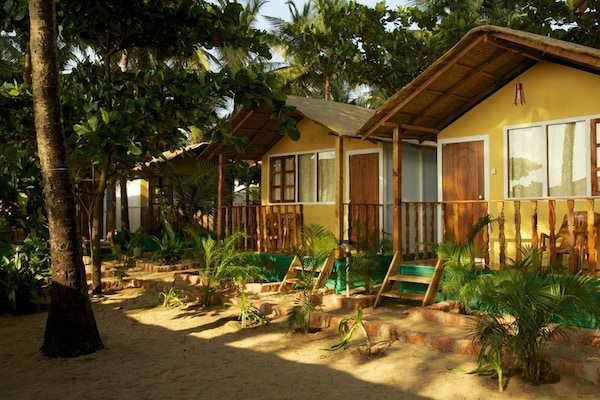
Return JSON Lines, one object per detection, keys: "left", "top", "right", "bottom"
{"left": 392, "top": 125, "right": 402, "bottom": 255}
{"left": 216, "top": 153, "right": 225, "bottom": 241}
{"left": 497, "top": 201, "right": 505, "bottom": 266}
{"left": 335, "top": 135, "right": 345, "bottom": 244}
{"left": 587, "top": 199, "right": 596, "bottom": 274}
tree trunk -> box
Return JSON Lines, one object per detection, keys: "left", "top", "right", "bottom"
{"left": 324, "top": 73, "right": 331, "bottom": 101}
{"left": 29, "top": 0, "right": 103, "bottom": 357}
{"left": 120, "top": 176, "right": 131, "bottom": 250}
{"left": 90, "top": 161, "right": 109, "bottom": 295}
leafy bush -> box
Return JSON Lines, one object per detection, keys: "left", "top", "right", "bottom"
{"left": 150, "top": 233, "right": 187, "bottom": 265}
{"left": 469, "top": 256, "right": 600, "bottom": 389}
{"left": 187, "top": 229, "right": 262, "bottom": 306}
{"left": 0, "top": 243, "right": 50, "bottom": 315}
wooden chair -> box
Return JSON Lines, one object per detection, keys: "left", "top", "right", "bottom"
{"left": 540, "top": 211, "right": 600, "bottom": 271}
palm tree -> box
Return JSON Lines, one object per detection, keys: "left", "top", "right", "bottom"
{"left": 266, "top": 0, "right": 364, "bottom": 101}
{"left": 29, "top": 0, "right": 103, "bottom": 357}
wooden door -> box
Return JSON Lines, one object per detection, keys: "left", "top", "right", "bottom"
{"left": 441, "top": 141, "right": 486, "bottom": 246}
{"left": 349, "top": 153, "right": 379, "bottom": 246}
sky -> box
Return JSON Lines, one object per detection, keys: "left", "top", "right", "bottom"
{"left": 255, "top": 0, "right": 410, "bottom": 30}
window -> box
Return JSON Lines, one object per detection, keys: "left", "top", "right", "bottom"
{"left": 507, "top": 120, "right": 587, "bottom": 198}
{"left": 269, "top": 151, "right": 335, "bottom": 203}
{"left": 591, "top": 119, "right": 600, "bottom": 195}
{"left": 270, "top": 155, "right": 295, "bottom": 203}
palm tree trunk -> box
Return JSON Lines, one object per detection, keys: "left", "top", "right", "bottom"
{"left": 29, "top": 0, "right": 103, "bottom": 357}
{"left": 324, "top": 73, "right": 331, "bottom": 101}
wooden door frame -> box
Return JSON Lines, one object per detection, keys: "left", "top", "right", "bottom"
{"left": 345, "top": 148, "right": 384, "bottom": 242}
{"left": 437, "top": 135, "right": 490, "bottom": 242}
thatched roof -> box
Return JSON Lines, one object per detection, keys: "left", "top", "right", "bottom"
{"left": 197, "top": 95, "right": 375, "bottom": 161}
{"left": 359, "top": 25, "right": 600, "bottom": 142}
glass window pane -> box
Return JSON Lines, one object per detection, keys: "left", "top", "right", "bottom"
{"left": 272, "top": 159, "right": 281, "bottom": 172}
{"left": 284, "top": 187, "right": 295, "bottom": 201}
{"left": 298, "top": 154, "right": 315, "bottom": 202}
{"left": 271, "top": 188, "right": 280, "bottom": 202}
{"left": 508, "top": 126, "right": 544, "bottom": 197}
{"left": 548, "top": 122, "right": 586, "bottom": 196}
{"left": 285, "top": 157, "right": 294, "bottom": 170}
{"left": 317, "top": 151, "right": 335, "bottom": 202}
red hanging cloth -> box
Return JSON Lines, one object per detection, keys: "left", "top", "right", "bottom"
{"left": 514, "top": 82, "right": 525, "bottom": 106}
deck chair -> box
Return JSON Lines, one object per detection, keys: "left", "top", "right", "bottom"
{"left": 540, "top": 211, "right": 600, "bottom": 271}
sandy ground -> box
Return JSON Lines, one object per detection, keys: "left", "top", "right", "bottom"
{"left": 1, "top": 286, "right": 599, "bottom": 400}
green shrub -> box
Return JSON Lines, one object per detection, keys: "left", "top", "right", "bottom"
{"left": 469, "top": 260, "right": 600, "bottom": 389}
{"left": 0, "top": 246, "right": 50, "bottom": 315}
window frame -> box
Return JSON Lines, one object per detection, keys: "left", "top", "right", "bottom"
{"left": 504, "top": 116, "right": 593, "bottom": 199}
{"left": 268, "top": 150, "right": 336, "bottom": 204}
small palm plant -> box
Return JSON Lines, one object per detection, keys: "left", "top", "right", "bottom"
{"left": 324, "top": 305, "right": 372, "bottom": 356}
{"left": 436, "top": 215, "right": 493, "bottom": 314}
{"left": 469, "top": 259, "right": 600, "bottom": 389}
{"left": 187, "top": 229, "right": 262, "bottom": 306}
{"left": 286, "top": 223, "right": 337, "bottom": 333}
{"left": 158, "top": 284, "right": 185, "bottom": 308}
{"left": 224, "top": 292, "right": 269, "bottom": 328}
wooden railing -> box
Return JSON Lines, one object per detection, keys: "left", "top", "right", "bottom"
{"left": 347, "top": 198, "right": 600, "bottom": 275}
{"left": 397, "top": 198, "right": 600, "bottom": 275}
{"left": 221, "top": 204, "right": 303, "bottom": 253}
{"left": 141, "top": 205, "right": 215, "bottom": 234}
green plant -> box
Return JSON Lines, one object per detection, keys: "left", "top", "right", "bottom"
{"left": 469, "top": 262, "right": 600, "bottom": 388}
{"left": 286, "top": 224, "right": 337, "bottom": 333}
{"left": 187, "top": 229, "right": 261, "bottom": 306}
{"left": 150, "top": 232, "right": 186, "bottom": 265}
{"left": 324, "top": 305, "right": 372, "bottom": 356}
{"left": 224, "top": 292, "right": 268, "bottom": 328}
{"left": 286, "top": 291, "right": 316, "bottom": 333}
{"left": 158, "top": 285, "right": 184, "bottom": 308}
{"left": 436, "top": 215, "right": 493, "bottom": 314}
{"left": 345, "top": 228, "right": 390, "bottom": 295}
{"left": 0, "top": 246, "right": 49, "bottom": 315}
{"left": 348, "top": 251, "right": 380, "bottom": 295}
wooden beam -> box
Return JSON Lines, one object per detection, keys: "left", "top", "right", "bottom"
{"left": 398, "top": 124, "right": 440, "bottom": 135}
{"left": 491, "top": 31, "right": 600, "bottom": 70}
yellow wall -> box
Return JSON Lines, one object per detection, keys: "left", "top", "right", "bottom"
{"left": 261, "top": 118, "right": 381, "bottom": 234}
{"left": 439, "top": 62, "right": 600, "bottom": 265}
{"left": 441, "top": 61, "right": 600, "bottom": 200}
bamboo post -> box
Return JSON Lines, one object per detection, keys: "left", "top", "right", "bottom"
{"left": 482, "top": 201, "right": 489, "bottom": 264}
{"left": 414, "top": 203, "right": 419, "bottom": 258}
{"left": 587, "top": 199, "right": 596, "bottom": 274}
{"left": 497, "top": 201, "right": 505, "bottom": 266}
{"left": 531, "top": 200, "right": 538, "bottom": 248}
{"left": 549, "top": 200, "right": 556, "bottom": 262}
{"left": 514, "top": 201, "right": 521, "bottom": 262}
{"left": 567, "top": 199, "right": 576, "bottom": 274}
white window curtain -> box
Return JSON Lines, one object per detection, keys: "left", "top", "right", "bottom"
{"left": 507, "top": 121, "right": 586, "bottom": 198}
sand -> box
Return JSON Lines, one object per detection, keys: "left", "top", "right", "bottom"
{"left": 1, "top": 286, "right": 599, "bottom": 400}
